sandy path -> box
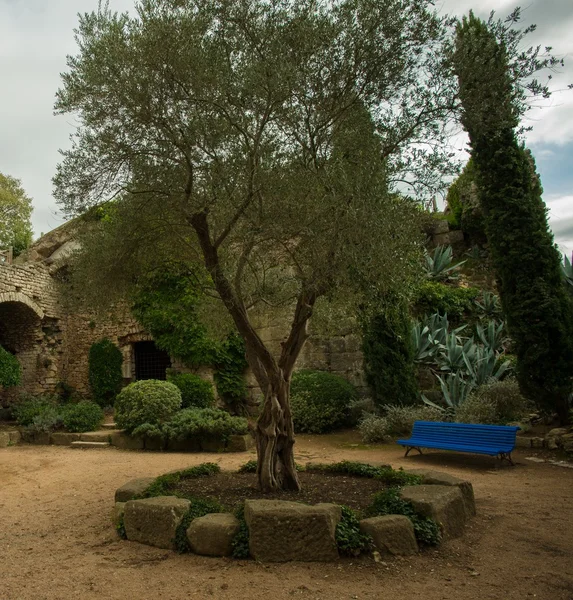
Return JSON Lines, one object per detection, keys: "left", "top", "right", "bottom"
{"left": 0, "top": 437, "right": 572, "bottom": 600}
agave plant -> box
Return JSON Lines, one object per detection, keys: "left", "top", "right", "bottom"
{"left": 463, "top": 346, "right": 511, "bottom": 387}
{"left": 424, "top": 245, "right": 466, "bottom": 281}
{"left": 411, "top": 322, "right": 437, "bottom": 363}
{"left": 438, "top": 332, "right": 476, "bottom": 373}
{"left": 562, "top": 252, "right": 573, "bottom": 294}
{"left": 474, "top": 291, "right": 502, "bottom": 317}
{"left": 423, "top": 372, "right": 475, "bottom": 409}
{"left": 475, "top": 320, "right": 508, "bottom": 353}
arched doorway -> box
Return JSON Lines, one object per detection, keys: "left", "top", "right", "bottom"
{"left": 0, "top": 293, "right": 44, "bottom": 402}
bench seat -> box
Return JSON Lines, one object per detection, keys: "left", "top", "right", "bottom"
{"left": 397, "top": 421, "right": 519, "bottom": 464}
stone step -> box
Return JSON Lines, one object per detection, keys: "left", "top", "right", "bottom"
{"left": 70, "top": 441, "right": 110, "bottom": 449}
{"left": 101, "top": 423, "right": 118, "bottom": 430}
{"left": 80, "top": 431, "right": 112, "bottom": 443}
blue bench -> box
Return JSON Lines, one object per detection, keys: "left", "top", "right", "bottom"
{"left": 397, "top": 421, "right": 519, "bottom": 465}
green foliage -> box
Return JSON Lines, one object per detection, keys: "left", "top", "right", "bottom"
{"left": 166, "top": 372, "right": 215, "bottom": 409}
{"left": 231, "top": 506, "right": 250, "bottom": 559}
{"left": 61, "top": 401, "right": 104, "bottom": 433}
{"left": 454, "top": 12, "right": 573, "bottom": 421}
{"left": 475, "top": 320, "right": 507, "bottom": 353}
{"left": 12, "top": 394, "right": 59, "bottom": 427}
{"left": 0, "top": 172, "right": 33, "bottom": 255}
{"left": 213, "top": 333, "right": 248, "bottom": 413}
{"left": 175, "top": 497, "right": 224, "bottom": 553}
{"left": 139, "top": 463, "right": 221, "bottom": 499}
{"left": 474, "top": 291, "right": 502, "bottom": 318}
{"left": 290, "top": 370, "right": 358, "bottom": 434}
{"left": 0, "top": 345, "right": 21, "bottom": 388}
{"left": 456, "top": 378, "right": 531, "bottom": 425}
{"left": 361, "top": 301, "right": 419, "bottom": 407}
{"left": 307, "top": 461, "right": 422, "bottom": 486}
{"left": 415, "top": 281, "right": 479, "bottom": 322}
{"left": 131, "top": 266, "right": 215, "bottom": 367}
{"left": 336, "top": 506, "right": 373, "bottom": 556}
{"left": 161, "top": 407, "right": 249, "bottom": 441}
{"left": 116, "top": 514, "right": 127, "bottom": 539}
{"left": 367, "top": 488, "right": 441, "bottom": 546}
{"left": 88, "top": 339, "right": 123, "bottom": 407}
{"left": 424, "top": 246, "right": 465, "bottom": 281}
{"left": 115, "top": 379, "right": 182, "bottom": 434}
{"left": 238, "top": 460, "right": 258, "bottom": 473}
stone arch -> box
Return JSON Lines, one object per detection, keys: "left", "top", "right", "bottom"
{"left": 0, "top": 292, "right": 44, "bottom": 320}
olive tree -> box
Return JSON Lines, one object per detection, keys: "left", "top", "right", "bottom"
{"left": 54, "top": 0, "right": 453, "bottom": 491}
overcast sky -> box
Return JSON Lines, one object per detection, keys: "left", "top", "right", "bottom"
{"left": 1, "top": 0, "right": 572, "bottom": 255}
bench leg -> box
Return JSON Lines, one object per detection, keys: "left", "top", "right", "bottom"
{"left": 499, "top": 452, "right": 515, "bottom": 466}
{"left": 405, "top": 446, "right": 423, "bottom": 458}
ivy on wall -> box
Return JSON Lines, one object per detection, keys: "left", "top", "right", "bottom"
{"left": 88, "top": 338, "right": 123, "bottom": 406}
{"left": 0, "top": 344, "right": 21, "bottom": 388}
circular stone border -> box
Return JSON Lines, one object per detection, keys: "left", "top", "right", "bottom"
{"left": 112, "top": 466, "right": 476, "bottom": 562}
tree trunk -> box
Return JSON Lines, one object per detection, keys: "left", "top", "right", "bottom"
{"left": 255, "top": 369, "right": 300, "bottom": 492}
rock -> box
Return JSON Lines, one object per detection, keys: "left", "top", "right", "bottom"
{"left": 448, "top": 230, "right": 465, "bottom": 245}
{"left": 359, "top": 515, "right": 418, "bottom": 556}
{"left": 110, "top": 431, "right": 145, "bottom": 450}
{"left": 112, "top": 502, "right": 126, "bottom": 528}
{"left": 9, "top": 430, "right": 21, "bottom": 444}
{"left": 167, "top": 438, "right": 201, "bottom": 452}
{"left": 400, "top": 485, "right": 466, "bottom": 540}
{"left": 79, "top": 431, "right": 111, "bottom": 443}
{"left": 405, "top": 469, "right": 476, "bottom": 517}
{"left": 31, "top": 432, "right": 51, "bottom": 445}
{"left": 515, "top": 436, "right": 533, "bottom": 449}
{"left": 123, "top": 496, "right": 190, "bottom": 549}
{"left": 144, "top": 436, "right": 163, "bottom": 451}
{"left": 226, "top": 434, "right": 253, "bottom": 452}
{"left": 115, "top": 477, "right": 156, "bottom": 502}
{"left": 186, "top": 513, "right": 240, "bottom": 556}
{"left": 530, "top": 437, "right": 545, "bottom": 449}
{"left": 0, "top": 432, "right": 11, "bottom": 448}
{"left": 561, "top": 433, "right": 573, "bottom": 453}
{"left": 200, "top": 435, "right": 225, "bottom": 452}
{"left": 51, "top": 432, "right": 81, "bottom": 446}
{"left": 244, "top": 500, "right": 341, "bottom": 562}
{"left": 546, "top": 428, "right": 569, "bottom": 450}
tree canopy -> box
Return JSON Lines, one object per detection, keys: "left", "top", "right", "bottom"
{"left": 0, "top": 172, "right": 33, "bottom": 256}
{"left": 54, "top": 0, "right": 459, "bottom": 490}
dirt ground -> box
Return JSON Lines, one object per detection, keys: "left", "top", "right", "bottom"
{"left": 1, "top": 433, "right": 572, "bottom": 600}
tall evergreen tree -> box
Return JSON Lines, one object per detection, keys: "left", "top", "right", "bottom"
{"left": 453, "top": 13, "right": 573, "bottom": 422}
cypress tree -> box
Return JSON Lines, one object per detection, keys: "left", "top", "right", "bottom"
{"left": 453, "top": 13, "right": 573, "bottom": 421}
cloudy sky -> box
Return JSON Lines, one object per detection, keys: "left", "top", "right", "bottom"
{"left": 1, "top": 0, "right": 572, "bottom": 255}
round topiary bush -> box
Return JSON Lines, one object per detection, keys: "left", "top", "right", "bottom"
{"left": 115, "top": 379, "right": 182, "bottom": 433}
{"left": 166, "top": 372, "right": 215, "bottom": 409}
{"left": 88, "top": 339, "right": 123, "bottom": 407}
{"left": 0, "top": 345, "right": 21, "bottom": 388}
{"left": 61, "top": 401, "right": 105, "bottom": 433}
{"left": 290, "top": 370, "right": 358, "bottom": 433}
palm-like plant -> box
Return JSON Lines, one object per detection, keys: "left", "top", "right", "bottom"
{"left": 424, "top": 245, "right": 466, "bottom": 281}
{"left": 423, "top": 372, "right": 474, "bottom": 409}
{"left": 474, "top": 291, "right": 502, "bottom": 317}
{"left": 463, "top": 346, "right": 511, "bottom": 386}
{"left": 475, "top": 320, "right": 508, "bottom": 353}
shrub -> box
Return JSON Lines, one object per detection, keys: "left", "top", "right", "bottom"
{"left": 358, "top": 405, "right": 443, "bottom": 443}
{"left": 347, "top": 397, "right": 376, "bottom": 425}
{"left": 415, "top": 281, "right": 479, "bottom": 322}
{"left": 358, "top": 414, "right": 390, "bottom": 443}
{"left": 361, "top": 301, "right": 419, "bottom": 407}
{"left": 161, "top": 407, "right": 248, "bottom": 441}
{"left": 88, "top": 339, "right": 123, "bottom": 406}
{"left": 213, "top": 333, "right": 249, "bottom": 413}
{"left": 29, "top": 407, "right": 63, "bottom": 434}
{"left": 231, "top": 505, "right": 250, "bottom": 559}
{"left": 0, "top": 345, "right": 21, "bottom": 388}
{"left": 61, "top": 401, "right": 104, "bottom": 433}
{"left": 115, "top": 379, "right": 181, "bottom": 433}
{"left": 12, "top": 394, "right": 59, "bottom": 427}
{"left": 455, "top": 378, "right": 531, "bottom": 425}
{"left": 336, "top": 506, "right": 372, "bottom": 556}
{"left": 308, "top": 461, "right": 422, "bottom": 486}
{"left": 167, "top": 372, "right": 215, "bottom": 409}
{"left": 290, "top": 370, "right": 358, "bottom": 433}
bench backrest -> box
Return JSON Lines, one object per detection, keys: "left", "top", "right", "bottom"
{"left": 410, "top": 421, "right": 519, "bottom": 448}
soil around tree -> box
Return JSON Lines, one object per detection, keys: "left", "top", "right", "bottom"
{"left": 175, "top": 471, "right": 389, "bottom": 512}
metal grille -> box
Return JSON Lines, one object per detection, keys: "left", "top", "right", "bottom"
{"left": 133, "top": 341, "right": 171, "bottom": 381}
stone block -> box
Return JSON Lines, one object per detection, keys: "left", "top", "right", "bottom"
{"left": 432, "top": 232, "right": 450, "bottom": 246}
{"left": 200, "top": 435, "right": 225, "bottom": 452}
{"left": 448, "top": 230, "right": 465, "bottom": 245}
{"left": 405, "top": 469, "right": 476, "bottom": 517}
{"left": 186, "top": 513, "right": 240, "bottom": 556}
{"left": 561, "top": 433, "right": 573, "bottom": 453}
{"left": 144, "top": 436, "right": 163, "bottom": 451}
{"left": 123, "top": 496, "right": 190, "bottom": 549}
{"left": 115, "top": 477, "right": 156, "bottom": 502}
{"left": 51, "top": 432, "right": 81, "bottom": 446}
{"left": 530, "top": 437, "right": 545, "bottom": 449}
{"left": 359, "top": 515, "right": 418, "bottom": 556}
{"left": 110, "top": 431, "right": 145, "bottom": 450}
{"left": 167, "top": 437, "right": 201, "bottom": 452}
{"left": 0, "top": 432, "right": 11, "bottom": 448}
{"left": 112, "top": 502, "right": 126, "bottom": 528}
{"left": 515, "top": 436, "right": 532, "bottom": 449}
{"left": 244, "top": 500, "right": 341, "bottom": 562}
{"left": 80, "top": 431, "right": 111, "bottom": 443}
{"left": 430, "top": 219, "right": 449, "bottom": 234}
{"left": 30, "top": 432, "right": 51, "bottom": 445}
{"left": 226, "top": 434, "right": 253, "bottom": 453}
{"left": 400, "top": 485, "right": 466, "bottom": 540}
{"left": 9, "top": 430, "right": 21, "bottom": 444}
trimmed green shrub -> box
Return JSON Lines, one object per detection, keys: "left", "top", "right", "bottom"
{"left": 167, "top": 372, "right": 215, "bottom": 409}
{"left": 12, "top": 394, "right": 59, "bottom": 427}
{"left": 455, "top": 378, "right": 531, "bottom": 425}
{"left": 61, "top": 401, "right": 104, "bottom": 432}
{"left": 115, "top": 379, "right": 181, "bottom": 433}
{"left": 0, "top": 345, "right": 21, "bottom": 388}
{"left": 161, "top": 407, "right": 248, "bottom": 441}
{"left": 290, "top": 370, "right": 358, "bottom": 433}
{"left": 88, "top": 339, "right": 123, "bottom": 406}
{"left": 415, "top": 281, "right": 479, "bottom": 322}
{"left": 361, "top": 301, "right": 419, "bottom": 407}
